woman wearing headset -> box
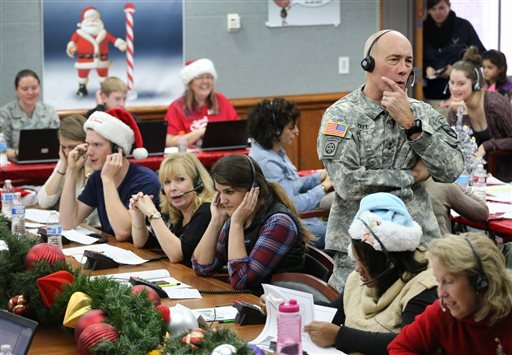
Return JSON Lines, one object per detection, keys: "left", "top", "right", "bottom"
{"left": 129, "top": 153, "right": 214, "bottom": 266}
{"left": 388, "top": 233, "right": 512, "bottom": 354}
{"left": 304, "top": 193, "right": 437, "bottom": 354}
{"left": 248, "top": 98, "right": 332, "bottom": 248}
{"left": 447, "top": 47, "right": 512, "bottom": 160}
{"left": 192, "top": 154, "right": 310, "bottom": 292}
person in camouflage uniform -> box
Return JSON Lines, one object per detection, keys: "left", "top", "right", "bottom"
{"left": 317, "top": 30, "right": 464, "bottom": 291}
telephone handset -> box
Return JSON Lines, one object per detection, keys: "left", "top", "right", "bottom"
{"left": 111, "top": 143, "right": 121, "bottom": 154}
{"left": 83, "top": 250, "right": 119, "bottom": 270}
{"left": 233, "top": 300, "right": 266, "bottom": 325}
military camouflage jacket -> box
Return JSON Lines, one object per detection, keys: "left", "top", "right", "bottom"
{"left": 317, "top": 87, "right": 464, "bottom": 252}
{"left": 0, "top": 100, "right": 60, "bottom": 149}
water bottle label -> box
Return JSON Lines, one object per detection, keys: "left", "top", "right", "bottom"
{"left": 11, "top": 206, "right": 25, "bottom": 216}
{"left": 47, "top": 226, "right": 62, "bottom": 235}
{"left": 0, "top": 142, "right": 7, "bottom": 152}
{"left": 456, "top": 175, "right": 470, "bottom": 186}
{"left": 1, "top": 193, "right": 14, "bottom": 202}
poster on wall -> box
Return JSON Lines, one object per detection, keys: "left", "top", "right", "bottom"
{"left": 42, "top": 0, "right": 183, "bottom": 110}
{"left": 267, "top": 0, "right": 340, "bottom": 28}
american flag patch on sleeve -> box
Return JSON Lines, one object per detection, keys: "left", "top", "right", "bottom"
{"left": 323, "top": 121, "right": 348, "bottom": 138}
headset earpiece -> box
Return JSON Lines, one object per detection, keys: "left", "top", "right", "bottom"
{"left": 194, "top": 172, "right": 204, "bottom": 194}
{"left": 464, "top": 238, "right": 489, "bottom": 293}
{"left": 361, "top": 30, "right": 392, "bottom": 73}
{"left": 270, "top": 100, "right": 281, "bottom": 137}
{"left": 361, "top": 56, "right": 376, "bottom": 72}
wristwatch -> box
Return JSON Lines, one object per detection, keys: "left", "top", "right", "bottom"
{"left": 405, "top": 119, "right": 422, "bottom": 139}
{"left": 148, "top": 211, "right": 162, "bottom": 221}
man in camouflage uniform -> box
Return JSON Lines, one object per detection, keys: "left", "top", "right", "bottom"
{"left": 317, "top": 30, "right": 464, "bottom": 291}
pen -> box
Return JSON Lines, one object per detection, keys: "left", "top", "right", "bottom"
{"left": 218, "top": 319, "right": 235, "bottom": 323}
{"left": 159, "top": 282, "right": 181, "bottom": 287}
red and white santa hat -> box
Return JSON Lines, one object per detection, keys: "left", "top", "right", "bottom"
{"left": 180, "top": 58, "right": 217, "bottom": 86}
{"left": 84, "top": 108, "right": 148, "bottom": 160}
{"left": 81, "top": 6, "right": 100, "bottom": 22}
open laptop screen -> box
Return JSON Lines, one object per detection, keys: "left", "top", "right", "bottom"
{"left": 200, "top": 120, "right": 249, "bottom": 151}
{"left": 11, "top": 128, "right": 59, "bottom": 164}
{"left": 0, "top": 310, "right": 38, "bottom": 355}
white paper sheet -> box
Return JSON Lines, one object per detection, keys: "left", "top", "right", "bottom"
{"left": 63, "top": 244, "right": 148, "bottom": 265}
{"left": 90, "top": 269, "right": 194, "bottom": 296}
{"left": 487, "top": 176, "right": 510, "bottom": 186}
{"left": 25, "top": 221, "right": 45, "bottom": 229}
{"left": 62, "top": 227, "right": 99, "bottom": 245}
{"left": 165, "top": 288, "right": 202, "bottom": 299}
{"left": 250, "top": 284, "right": 343, "bottom": 355}
{"left": 25, "top": 209, "right": 56, "bottom": 223}
{"left": 487, "top": 202, "right": 512, "bottom": 214}
{"left": 0, "top": 240, "right": 7, "bottom": 251}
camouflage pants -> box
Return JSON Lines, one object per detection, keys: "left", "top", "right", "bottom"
{"left": 328, "top": 251, "right": 355, "bottom": 292}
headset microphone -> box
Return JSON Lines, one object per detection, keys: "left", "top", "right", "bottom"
{"left": 439, "top": 298, "right": 447, "bottom": 312}
{"left": 360, "top": 259, "right": 396, "bottom": 286}
{"left": 180, "top": 185, "right": 202, "bottom": 196}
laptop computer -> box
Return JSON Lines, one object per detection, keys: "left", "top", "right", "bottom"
{"left": 134, "top": 120, "right": 168, "bottom": 157}
{"left": 0, "top": 310, "right": 38, "bottom": 355}
{"left": 200, "top": 120, "right": 249, "bottom": 151}
{"left": 10, "top": 128, "right": 59, "bottom": 164}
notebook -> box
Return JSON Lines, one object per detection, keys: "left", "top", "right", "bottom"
{"left": 10, "top": 128, "right": 59, "bottom": 164}
{"left": 200, "top": 120, "right": 249, "bottom": 151}
{"left": 0, "top": 310, "right": 38, "bottom": 355}
{"left": 135, "top": 120, "right": 168, "bottom": 157}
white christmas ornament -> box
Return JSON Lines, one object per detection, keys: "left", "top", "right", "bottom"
{"left": 211, "top": 344, "right": 237, "bottom": 355}
{"left": 168, "top": 304, "right": 198, "bottom": 335}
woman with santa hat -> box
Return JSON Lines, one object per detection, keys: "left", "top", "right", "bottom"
{"left": 164, "top": 58, "right": 239, "bottom": 147}
{"left": 0, "top": 69, "right": 60, "bottom": 160}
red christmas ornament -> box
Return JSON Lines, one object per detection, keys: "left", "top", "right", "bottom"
{"left": 7, "top": 295, "right": 28, "bottom": 315}
{"left": 131, "top": 285, "right": 161, "bottom": 305}
{"left": 25, "top": 243, "right": 65, "bottom": 269}
{"left": 155, "top": 304, "right": 170, "bottom": 323}
{"left": 36, "top": 270, "right": 74, "bottom": 308}
{"left": 75, "top": 309, "right": 106, "bottom": 341}
{"left": 181, "top": 328, "right": 205, "bottom": 349}
{"left": 77, "top": 322, "right": 118, "bottom": 355}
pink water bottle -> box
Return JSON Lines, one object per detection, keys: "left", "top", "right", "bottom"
{"left": 277, "top": 299, "right": 302, "bottom": 355}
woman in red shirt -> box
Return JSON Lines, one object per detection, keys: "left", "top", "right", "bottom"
{"left": 388, "top": 233, "right": 512, "bottom": 354}
{"left": 164, "top": 58, "right": 239, "bottom": 147}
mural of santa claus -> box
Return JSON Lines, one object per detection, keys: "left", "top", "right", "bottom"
{"left": 66, "top": 7, "right": 127, "bottom": 97}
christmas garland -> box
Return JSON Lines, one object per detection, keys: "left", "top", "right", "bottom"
{"left": 0, "top": 217, "right": 261, "bottom": 354}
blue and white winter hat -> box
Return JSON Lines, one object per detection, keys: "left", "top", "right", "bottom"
{"left": 348, "top": 192, "right": 422, "bottom": 253}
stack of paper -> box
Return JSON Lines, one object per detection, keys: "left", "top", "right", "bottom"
{"left": 250, "top": 284, "right": 342, "bottom": 354}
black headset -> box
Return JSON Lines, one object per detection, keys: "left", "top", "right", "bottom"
{"left": 361, "top": 30, "right": 415, "bottom": 87}
{"left": 245, "top": 155, "right": 258, "bottom": 188}
{"left": 358, "top": 218, "right": 397, "bottom": 285}
{"left": 443, "top": 66, "right": 482, "bottom": 95}
{"left": 361, "top": 30, "right": 392, "bottom": 72}
{"left": 464, "top": 237, "right": 489, "bottom": 293}
{"left": 160, "top": 167, "right": 204, "bottom": 195}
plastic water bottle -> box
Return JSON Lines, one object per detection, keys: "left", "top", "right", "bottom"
{"left": 277, "top": 299, "right": 302, "bottom": 355}
{"left": 1, "top": 179, "right": 15, "bottom": 218}
{"left": 177, "top": 130, "right": 188, "bottom": 153}
{"left": 11, "top": 192, "right": 25, "bottom": 236}
{"left": 46, "top": 211, "right": 62, "bottom": 249}
{"left": 472, "top": 163, "right": 487, "bottom": 201}
{"left": 456, "top": 168, "right": 470, "bottom": 191}
{"left": 0, "top": 344, "right": 13, "bottom": 355}
{"left": 0, "top": 132, "right": 7, "bottom": 167}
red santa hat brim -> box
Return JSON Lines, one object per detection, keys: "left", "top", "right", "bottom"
{"left": 180, "top": 58, "right": 217, "bottom": 86}
{"left": 81, "top": 7, "right": 99, "bottom": 21}
{"left": 84, "top": 109, "right": 148, "bottom": 160}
